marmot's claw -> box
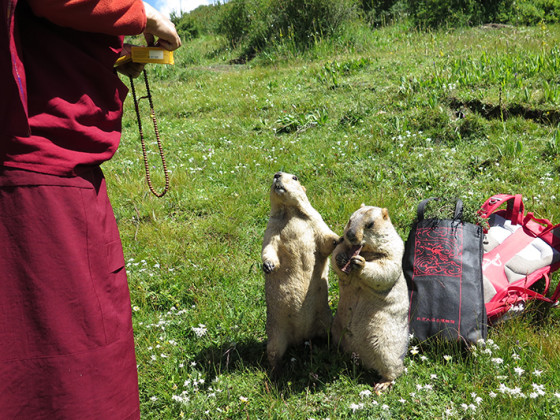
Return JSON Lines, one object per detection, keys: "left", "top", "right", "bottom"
{"left": 335, "top": 253, "right": 349, "bottom": 269}
{"left": 263, "top": 261, "right": 275, "bottom": 273}
{"left": 374, "top": 380, "right": 394, "bottom": 394}
{"left": 350, "top": 255, "right": 365, "bottom": 269}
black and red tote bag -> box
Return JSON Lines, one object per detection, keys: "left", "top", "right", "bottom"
{"left": 403, "top": 198, "right": 487, "bottom": 345}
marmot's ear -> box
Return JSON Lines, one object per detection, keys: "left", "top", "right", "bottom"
{"left": 302, "top": 185, "right": 306, "bottom": 193}
{"left": 360, "top": 203, "right": 365, "bottom": 208}
{"left": 382, "top": 208, "right": 389, "bottom": 220}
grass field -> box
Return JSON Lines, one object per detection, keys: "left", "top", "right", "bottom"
{"left": 106, "top": 22, "right": 560, "bottom": 418}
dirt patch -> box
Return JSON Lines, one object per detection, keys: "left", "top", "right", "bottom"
{"left": 449, "top": 97, "right": 560, "bottom": 125}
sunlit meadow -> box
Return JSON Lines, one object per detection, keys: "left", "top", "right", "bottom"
{"left": 105, "top": 22, "right": 560, "bottom": 418}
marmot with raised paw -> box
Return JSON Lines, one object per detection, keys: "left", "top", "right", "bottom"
{"left": 331, "top": 204, "right": 409, "bottom": 392}
{"left": 262, "top": 172, "right": 339, "bottom": 374}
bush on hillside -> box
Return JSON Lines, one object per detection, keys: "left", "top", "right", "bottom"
{"left": 404, "top": 0, "right": 560, "bottom": 27}
{"left": 359, "top": 0, "right": 409, "bottom": 25}
{"left": 408, "top": 0, "right": 512, "bottom": 28}
{"left": 359, "top": 0, "right": 560, "bottom": 27}
{"left": 216, "top": 0, "right": 359, "bottom": 57}
{"left": 171, "top": 13, "right": 199, "bottom": 40}
{"left": 512, "top": 0, "right": 560, "bottom": 24}
{"left": 171, "top": 4, "right": 223, "bottom": 40}
{"left": 176, "top": 0, "right": 560, "bottom": 52}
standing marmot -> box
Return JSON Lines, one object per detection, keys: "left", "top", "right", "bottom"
{"left": 262, "top": 172, "right": 339, "bottom": 374}
{"left": 331, "top": 205, "right": 409, "bottom": 392}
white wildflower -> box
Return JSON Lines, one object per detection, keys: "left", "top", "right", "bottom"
{"left": 192, "top": 324, "right": 208, "bottom": 337}
{"left": 359, "top": 390, "right": 372, "bottom": 399}
{"left": 349, "top": 403, "right": 364, "bottom": 412}
{"left": 532, "top": 383, "right": 545, "bottom": 396}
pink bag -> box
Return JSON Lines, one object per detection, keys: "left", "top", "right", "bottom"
{"left": 478, "top": 194, "right": 560, "bottom": 322}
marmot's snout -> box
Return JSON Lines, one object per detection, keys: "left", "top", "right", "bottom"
{"left": 272, "top": 172, "right": 301, "bottom": 195}
{"left": 345, "top": 229, "right": 360, "bottom": 244}
{"left": 272, "top": 172, "right": 285, "bottom": 193}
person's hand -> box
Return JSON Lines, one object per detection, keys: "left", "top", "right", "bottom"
{"left": 143, "top": 2, "right": 181, "bottom": 51}
{"left": 115, "top": 44, "right": 146, "bottom": 78}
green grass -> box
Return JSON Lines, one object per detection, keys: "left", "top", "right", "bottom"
{"left": 108, "top": 22, "right": 560, "bottom": 419}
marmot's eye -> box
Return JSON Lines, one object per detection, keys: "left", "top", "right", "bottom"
{"left": 366, "top": 221, "right": 374, "bottom": 229}
{"left": 292, "top": 176, "right": 298, "bottom": 181}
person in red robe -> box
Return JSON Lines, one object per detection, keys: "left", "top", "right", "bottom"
{"left": 0, "top": 1, "right": 181, "bottom": 418}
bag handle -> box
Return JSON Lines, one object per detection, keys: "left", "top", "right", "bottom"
{"left": 417, "top": 197, "right": 463, "bottom": 222}
{"left": 524, "top": 212, "right": 555, "bottom": 234}
{"left": 478, "top": 194, "right": 524, "bottom": 225}
{"left": 506, "top": 286, "right": 555, "bottom": 304}
{"left": 552, "top": 273, "right": 560, "bottom": 302}
{"left": 487, "top": 283, "right": 556, "bottom": 315}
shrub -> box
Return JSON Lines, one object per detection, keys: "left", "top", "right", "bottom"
{"left": 270, "top": 0, "right": 360, "bottom": 45}
{"left": 172, "top": 15, "right": 199, "bottom": 40}
{"left": 513, "top": 0, "right": 560, "bottom": 25}
{"left": 408, "top": 0, "right": 485, "bottom": 28}
{"left": 171, "top": 4, "right": 224, "bottom": 40}
{"left": 407, "top": 0, "right": 560, "bottom": 28}
{"left": 216, "top": 0, "right": 360, "bottom": 57}
{"left": 360, "top": 0, "right": 409, "bottom": 25}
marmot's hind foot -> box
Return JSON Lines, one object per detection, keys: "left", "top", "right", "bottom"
{"left": 374, "top": 380, "right": 394, "bottom": 394}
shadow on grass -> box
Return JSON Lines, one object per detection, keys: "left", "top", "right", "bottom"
{"left": 194, "top": 336, "right": 382, "bottom": 395}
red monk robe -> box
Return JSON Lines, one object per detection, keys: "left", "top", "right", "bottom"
{"left": 1, "top": 0, "right": 147, "bottom": 418}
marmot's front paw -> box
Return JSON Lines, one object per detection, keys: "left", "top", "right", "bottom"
{"left": 335, "top": 252, "right": 349, "bottom": 269}
{"left": 350, "top": 255, "right": 366, "bottom": 270}
{"left": 263, "top": 261, "right": 276, "bottom": 273}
